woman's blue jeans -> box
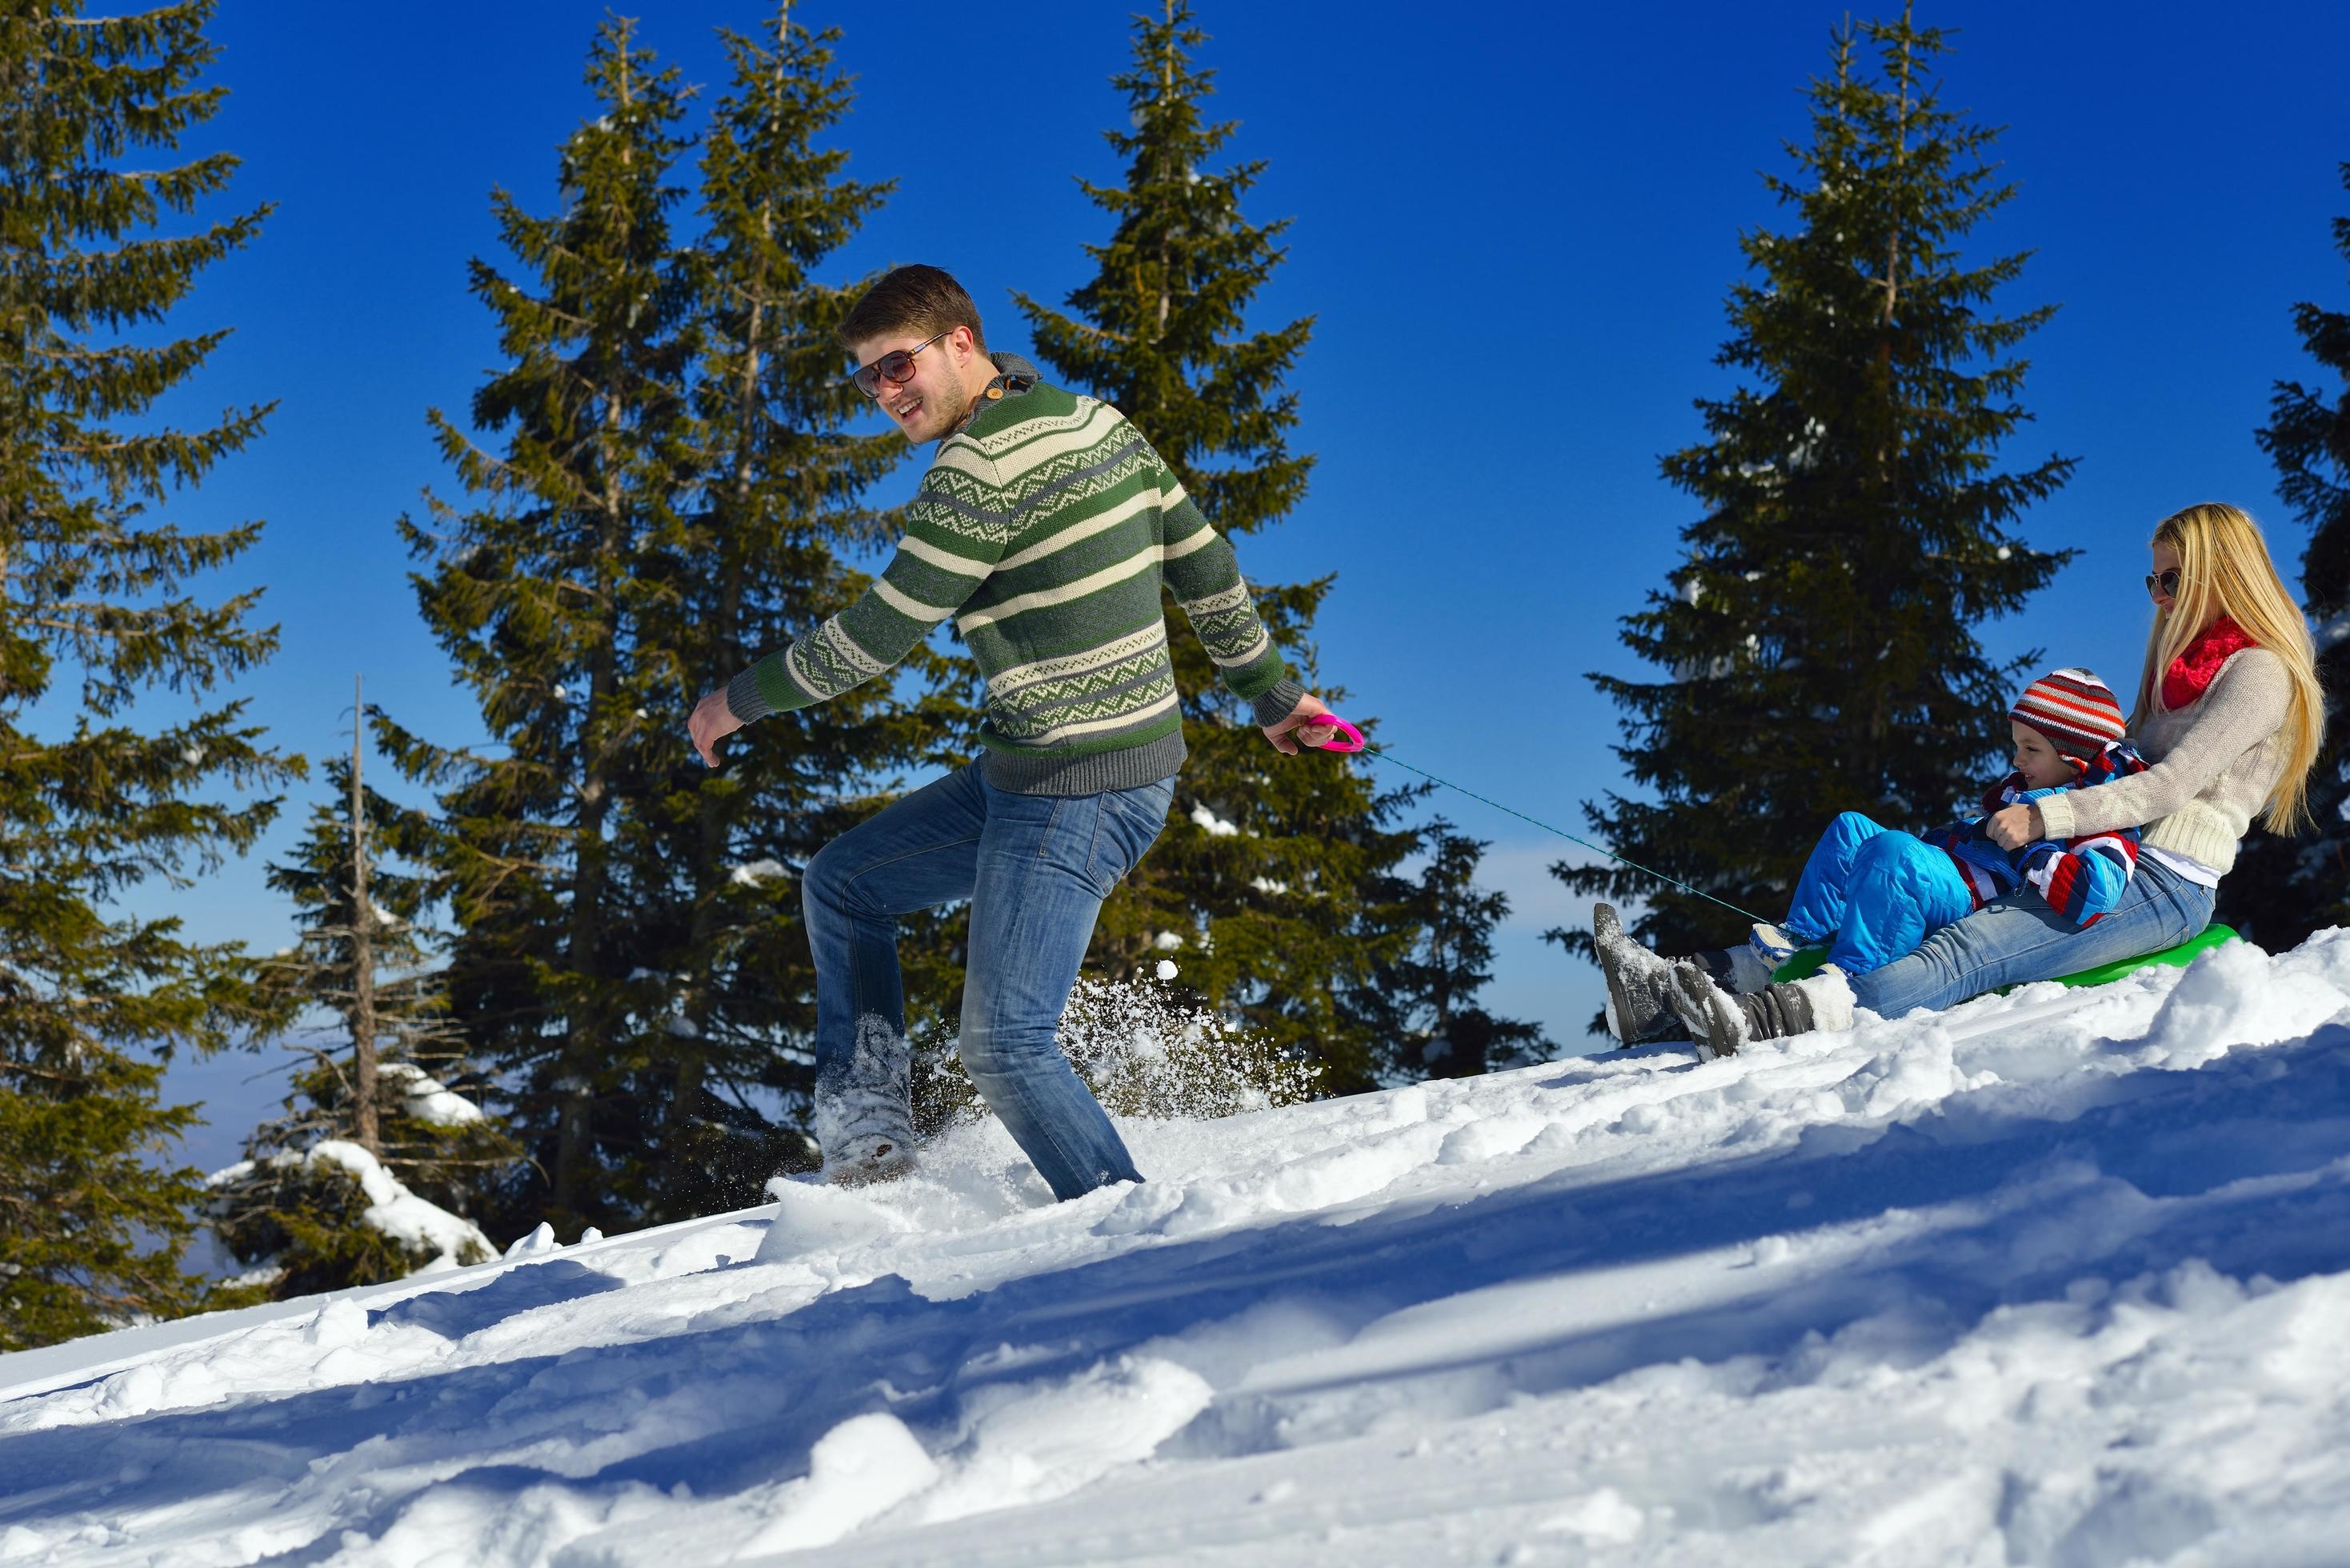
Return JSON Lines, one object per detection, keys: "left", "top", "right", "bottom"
{"left": 1846, "top": 854, "right": 2215, "bottom": 1018}
{"left": 800, "top": 761, "right": 1174, "bottom": 1201}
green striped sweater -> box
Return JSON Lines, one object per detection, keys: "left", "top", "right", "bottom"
{"left": 727, "top": 362, "right": 1303, "bottom": 795}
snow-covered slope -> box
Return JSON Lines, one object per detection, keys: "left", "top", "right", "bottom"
{"left": 8, "top": 934, "right": 2350, "bottom": 1566}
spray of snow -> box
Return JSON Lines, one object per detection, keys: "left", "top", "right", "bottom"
{"left": 920, "top": 977, "right": 1322, "bottom": 1129}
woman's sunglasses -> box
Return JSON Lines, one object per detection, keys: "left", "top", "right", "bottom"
{"left": 2144, "top": 568, "right": 2182, "bottom": 601}
{"left": 851, "top": 329, "right": 953, "bottom": 399}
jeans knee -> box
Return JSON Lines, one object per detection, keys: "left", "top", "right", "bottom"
{"left": 956, "top": 1020, "right": 1001, "bottom": 1080}
{"left": 801, "top": 837, "right": 863, "bottom": 925}
{"left": 956, "top": 1012, "right": 1059, "bottom": 1083}
{"left": 1909, "top": 922, "right": 1969, "bottom": 985}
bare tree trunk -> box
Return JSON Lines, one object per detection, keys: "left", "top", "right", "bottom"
{"left": 350, "top": 673, "right": 380, "bottom": 1155}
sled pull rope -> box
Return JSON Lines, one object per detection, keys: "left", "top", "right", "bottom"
{"left": 1351, "top": 741, "right": 1774, "bottom": 928}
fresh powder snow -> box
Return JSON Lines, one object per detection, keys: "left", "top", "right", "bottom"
{"left": 5, "top": 932, "right": 2350, "bottom": 1563}
{"left": 378, "top": 1062, "right": 487, "bottom": 1128}
{"left": 203, "top": 1140, "right": 496, "bottom": 1279}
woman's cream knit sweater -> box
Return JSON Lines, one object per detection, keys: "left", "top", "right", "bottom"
{"left": 2034, "top": 648, "right": 2292, "bottom": 876}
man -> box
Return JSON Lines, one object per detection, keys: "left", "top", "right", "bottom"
{"left": 687, "top": 264, "right": 1337, "bottom": 1198}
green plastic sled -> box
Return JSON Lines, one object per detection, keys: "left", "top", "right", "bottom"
{"left": 1770, "top": 922, "right": 2240, "bottom": 991}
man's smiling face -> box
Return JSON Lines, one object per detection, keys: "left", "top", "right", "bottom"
{"left": 851, "top": 327, "right": 970, "bottom": 445}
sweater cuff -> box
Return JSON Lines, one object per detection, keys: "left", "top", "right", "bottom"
{"left": 1251, "top": 678, "right": 1308, "bottom": 730}
{"left": 726, "top": 666, "right": 777, "bottom": 724}
{"left": 2034, "top": 790, "right": 2076, "bottom": 842}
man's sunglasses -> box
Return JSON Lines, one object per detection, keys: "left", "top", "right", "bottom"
{"left": 851, "top": 329, "right": 953, "bottom": 399}
{"left": 2145, "top": 568, "right": 2182, "bottom": 601}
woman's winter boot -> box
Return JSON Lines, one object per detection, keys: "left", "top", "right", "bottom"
{"left": 1594, "top": 904, "right": 1679, "bottom": 1043}
{"left": 1665, "top": 959, "right": 1856, "bottom": 1061}
{"left": 1595, "top": 904, "right": 1784, "bottom": 1044}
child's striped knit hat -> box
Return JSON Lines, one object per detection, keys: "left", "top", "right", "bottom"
{"left": 2012, "top": 668, "right": 2128, "bottom": 773}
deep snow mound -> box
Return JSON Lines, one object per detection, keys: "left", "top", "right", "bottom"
{"left": 6, "top": 933, "right": 2350, "bottom": 1565}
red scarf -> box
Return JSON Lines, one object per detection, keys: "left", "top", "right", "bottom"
{"left": 2161, "top": 614, "right": 2258, "bottom": 710}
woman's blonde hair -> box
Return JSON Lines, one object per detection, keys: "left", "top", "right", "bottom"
{"left": 2134, "top": 502, "right": 2324, "bottom": 831}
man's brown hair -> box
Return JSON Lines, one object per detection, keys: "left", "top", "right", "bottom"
{"left": 838, "top": 263, "right": 986, "bottom": 354}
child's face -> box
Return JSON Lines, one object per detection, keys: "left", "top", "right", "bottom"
{"left": 2009, "top": 722, "right": 2076, "bottom": 790}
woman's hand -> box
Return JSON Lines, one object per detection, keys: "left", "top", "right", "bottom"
{"left": 1987, "top": 801, "right": 2043, "bottom": 850}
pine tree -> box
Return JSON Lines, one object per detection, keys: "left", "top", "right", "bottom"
{"left": 2220, "top": 162, "right": 2350, "bottom": 949}
{"left": 1015, "top": 0, "right": 1422, "bottom": 1093}
{"left": 374, "top": 17, "right": 703, "bottom": 1239}
{"left": 382, "top": 14, "right": 933, "bottom": 1238}
{"left": 1551, "top": 5, "right": 2073, "bottom": 990}
{"left": 1361, "top": 821, "right": 1551, "bottom": 1081}
{"left": 0, "top": 1, "right": 301, "bottom": 1349}
{"left": 618, "top": 4, "right": 945, "bottom": 1220}
{"left": 210, "top": 680, "right": 514, "bottom": 1296}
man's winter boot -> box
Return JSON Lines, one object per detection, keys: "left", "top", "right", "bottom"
{"left": 815, "top": 1014, "right": 918, "bottom": 1185}
{"left": 1666, "top": 960, "right": 1857, "bottom": 1062}
{"left": 1595, "top": 904, "right": 1680, "bottom": 1044}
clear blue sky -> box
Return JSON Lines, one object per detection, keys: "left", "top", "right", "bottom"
{"left": 126, "top": 0, "right": 2350, "bottom": 1166}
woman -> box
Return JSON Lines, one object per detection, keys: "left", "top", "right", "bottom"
{"left": 1597, "top": 502, "right": 2326, "bottom": 1057}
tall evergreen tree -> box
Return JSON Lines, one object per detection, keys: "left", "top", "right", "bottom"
{"left": 0, "top": 0, "right": 299, "bottom": 1349}
{"left": 375, "top": 17, "right": 702, "bottom": 1238}
{"left": 1551, "top": 6, "right": 2073, "bottom": 987}
{"left": 2221, "top": 162, "right": 2350, "bottom": 949}
{"left": 623, "top": 4, "right": 944, "bottom": 1220}
{"left": 383, "top": 13, "right": 929, "bottom": 1238}
{"left": 1360, "top": 821, "right": 1551, "bottom": 1082}
{"left": 1015, "top": 0, "right": 1421, "bottom": 1092}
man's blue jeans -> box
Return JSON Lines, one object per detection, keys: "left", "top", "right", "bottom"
{"left": 1847, "top": 854, "right": 2215, "bottom": 1018}
{"left": 800, "top": 761, "right": 1174, "bottom": 1200}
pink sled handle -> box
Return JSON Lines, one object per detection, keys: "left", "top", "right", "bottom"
{"left": 1300, "top": 713, "right": 1365, "bottom": 753}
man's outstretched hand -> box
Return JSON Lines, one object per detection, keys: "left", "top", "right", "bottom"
{"left": 1263, "top": 691, "right": 1339, "bottom": 755}
{"left": 689, "top": 688, "right": 744, "bottom": 767}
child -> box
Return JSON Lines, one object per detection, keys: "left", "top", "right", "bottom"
{"left": 1749, "top": 668, "right": 2148, "bottom": 978}
{"left": 1596, "top": 669, "right": 2146, "bottom": 1046}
